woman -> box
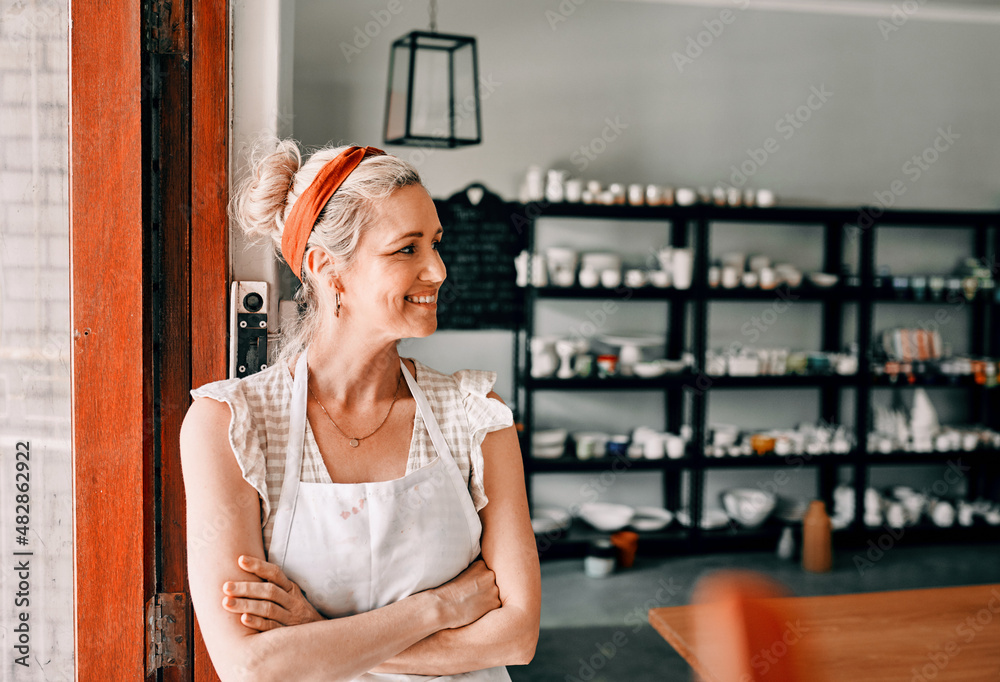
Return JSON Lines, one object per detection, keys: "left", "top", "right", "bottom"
{"left": 180, "top": 142, "right": 540, "bottom": 681}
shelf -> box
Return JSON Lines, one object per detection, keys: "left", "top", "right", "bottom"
{"left": 701, "top": 453, "right": 856, "bottom": 467}
{"left": 535, "top": 517, "right": 690, "bottom": 559}
{"left": 531, "top": 202, "right": 1000, "bottom": 226}
{"left": 529, "top": 285, "right": 688, "bottom": 300}
{"left": 870, "top": 292, "right": 996, "bottom": 304}
{"left": 520, "top": 204, "right": 1000, "bottom": 557}
{"left": 863, "top": 449, "right": 1000, "bottom": 465}
{"left": 523, "top": 375, "right": 696, "bottom": 390}
{"left": 527, "top": 455, "right": 688, "bottom": 472}
{"left": 868, "top": 375, "right": 996, "bottom": 389}
{"left": 705, "top": 284, "right": 858, "bottom": 301}
{"left": 837, "top": 523, "right": 1000, "bottom": 548}
{"left": 705, "top": 374, "right": 858, "bottom": 388}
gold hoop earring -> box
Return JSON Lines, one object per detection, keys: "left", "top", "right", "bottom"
{"left": 335, "top": 291, "right": 341, "bottom": 317}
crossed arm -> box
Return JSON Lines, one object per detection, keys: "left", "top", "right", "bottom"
{"left": 180, "top": 392, "right": 540, "bottom": 681}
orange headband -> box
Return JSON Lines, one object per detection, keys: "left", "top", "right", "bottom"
{"left": 281, "top": 145, "right": 386, "bottom": 280}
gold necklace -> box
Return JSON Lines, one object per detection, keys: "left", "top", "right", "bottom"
{"left": 308, "top": 369, "right": 403, "bottom": 447}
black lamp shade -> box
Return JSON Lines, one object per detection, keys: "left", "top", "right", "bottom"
{"left": 384, "top": 31, "right": 482, "bottom": 148}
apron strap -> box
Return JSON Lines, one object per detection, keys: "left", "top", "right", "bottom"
{"left": 268, "top": 347, "right": 310, "bottom": 567}
{"left": 401, "top": 359, "right": 482, "bottom": 553}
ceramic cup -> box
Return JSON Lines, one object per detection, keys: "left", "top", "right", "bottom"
{"left": 600, "top": 269, "right": 622, "bottom": 288}
{"left": 672, "top": 248, "right": 694, "bottom": 290}
{"left": 645, "top": 185, "right": 664, "bottom": 206}
{"left": 530, "top": 253, "right": 548, "bottom": 287}
{"left": 627, "top": 184, "right": 645, "bottom": 206}
{"left": 758, "top": 267, "right": 777, "bottom": 289}
{"left": 596, "top": 354, "right": 618, "bottom": 378}
{"left": 649, "top": 270, "right": 670, "bottom": 288}
{"left": 721, "top": 265, "right": 740, "bottom": 289}
{"left": 664, "top": 434, "right": 685, "bottom": 459}
{"left": 579, "top": 266, "right": 600, "bottom": 288}
{"left": 607, "top": 436, "right": 630, "bottom": 458}
{"left": 565, "top": 178, "right": 584, "bottom": 203}
{"left": 624, "top": 269, "right": 647, "bottom": 288}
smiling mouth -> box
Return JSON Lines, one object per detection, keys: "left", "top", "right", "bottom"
{"left": 405, "top": 294, "right": 437, "bottom": 304}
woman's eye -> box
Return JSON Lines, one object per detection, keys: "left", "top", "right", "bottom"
{"left": 432, "top": 241, "right": 441, "bottom": 250}
{"left": 398, "top": 245, "right": 416, "bottom": 254}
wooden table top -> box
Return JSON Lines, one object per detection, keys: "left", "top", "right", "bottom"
{"left": 649, "top": 583, "right": 1000, "bottom": 682}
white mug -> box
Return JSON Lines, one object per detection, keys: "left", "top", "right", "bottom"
{"left": 531, "top": 253, "right": 548, "bottom": 287}
{"left": 578, "top": 266, "right": 600, "bottom": 288}
{"left": 672, "top": 248, "right": 694, "bottom": 290}
{"left": 565, "top": 179, "right": 584, "bottom": 203}
{"left": 624, "top": 269, "right": 647, "bottom": 288}
{"left": 664, "top": 434, "right": 685, "bottom": 459}
{"left": 721, "top": 265, "right": 740, "bottom": 289}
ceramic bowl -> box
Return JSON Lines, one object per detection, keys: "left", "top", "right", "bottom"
{"left": 633, "top": 361, "right": 669, "bottom": 378}
{"left": 630, "top": 506, "right": 673, "bottom": 531}
{"left": 808, "top": 272, "right": 839, "bottom": 288}
{"left": 532, "top": 444, "right": 565, "bottom": 459}
{"left": 774, "top": 264, "right": 803, "bottom": 287}
{"left": 720, "top": 488, "right": 777, "bottom": 528}
{"left": 532, "top": 428, "right": 568, "bottom": 448}
{"left": 579, "top": 502, "right": 635, "bottom": 532}
{"left": 674, "top": 508, "right": 729, "bottom": 529}
{"left": 531, "top": 507, "right": 572, "bottom": 535}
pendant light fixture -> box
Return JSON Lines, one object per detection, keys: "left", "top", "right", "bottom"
{"left": 383, "top": 0, "right": 482, "bottom": 148}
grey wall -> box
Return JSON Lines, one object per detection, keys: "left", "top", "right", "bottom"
{"left": 295, "top": 0, "right": 1000, "bottom": 207}
{"left": 292, "top": 0, "right": 998, "bottom": 511}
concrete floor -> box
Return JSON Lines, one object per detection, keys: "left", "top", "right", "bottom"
{"left": 508, "top": 543, "right": 1000, "bottom": 682}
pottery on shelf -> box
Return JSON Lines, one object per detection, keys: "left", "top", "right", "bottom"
{"left": 530, "top": 337, "right": 559, "bottom": 378}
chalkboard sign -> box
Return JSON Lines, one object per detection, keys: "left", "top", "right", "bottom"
{"left": 434, "top": 184, "right": 525, "bottom": 330}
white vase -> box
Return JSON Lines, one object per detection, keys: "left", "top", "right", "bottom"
{"left": 530, "top": 338, "right": 558, "bottom": 378}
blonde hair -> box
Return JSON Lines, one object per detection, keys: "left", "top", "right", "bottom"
{"left": 231, "top": 139, "right": 422, "bottom": 365}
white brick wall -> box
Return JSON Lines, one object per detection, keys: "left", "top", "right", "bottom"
{"left": 0, "top": 0, "right": 74, "bottom": 678}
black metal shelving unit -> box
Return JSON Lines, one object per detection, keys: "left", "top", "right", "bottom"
{"left": 518, "top": 202, "right": 1000, "bottom": 558}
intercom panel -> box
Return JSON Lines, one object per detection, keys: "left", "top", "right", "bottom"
{"left": 229, "top": 281, "right": 269, "bottom": 378}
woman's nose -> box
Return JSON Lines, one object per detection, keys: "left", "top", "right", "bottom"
{"left": 423, "top": 249, "right": 447, "bottom": 283}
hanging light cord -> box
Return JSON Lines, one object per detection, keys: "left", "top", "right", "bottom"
{"left": 429, "top": 0, "right": 437, "bottom": 32}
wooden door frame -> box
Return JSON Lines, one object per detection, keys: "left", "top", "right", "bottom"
{"left": 70, "top": 0, "right": 229, "bottom": 678}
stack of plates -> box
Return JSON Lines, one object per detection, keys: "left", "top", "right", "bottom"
{"left": 531, "top": 507, "right": 572, "bottom": 535}
{"left": 532, "top": 428, "right": 567, "bottom": 458}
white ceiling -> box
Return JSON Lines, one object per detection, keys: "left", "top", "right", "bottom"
{"left": 614, "top": 0, "right": 1000, "bottom": 23}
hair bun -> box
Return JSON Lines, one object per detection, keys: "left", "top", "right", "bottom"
{"left": 231, "top": 138, "right": 302, "bottom": 247}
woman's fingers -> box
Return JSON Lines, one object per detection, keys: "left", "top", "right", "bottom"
{"left": 238, "top": 555, "right": 295, "bottom": 592}
{"left": 222, "top": 594, "right": 292, "bottom": 625}
{"left": 239, "top": 612, "right": 282, "bottom": 632}
{"left": 223, "top": 579, "right": 294, "bottom": 610}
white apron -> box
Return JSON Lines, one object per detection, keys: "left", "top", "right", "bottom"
{"left": 267, "top": 347, "right": 511, "bottom": 681}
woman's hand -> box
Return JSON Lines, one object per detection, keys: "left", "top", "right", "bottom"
{"left": 222, "top": 555, "right": 325, "bottom": 631}
{"left": 431, "top": 559, "right": 501, "bottom": 630}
